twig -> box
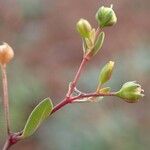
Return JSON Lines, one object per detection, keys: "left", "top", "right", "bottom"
{"left": 1, "top": 64, "right": 11, "bottom": 135}
{"left": 66, "top": 56, "right": 88, "bottom": 97}
{"left": 51, "top": 92, "right": 115, "bottom": 114}
{"left": 2, "top": 133, "right": 20, "bottom": 150}
{"left": 70, "top": 92, "right": 115, "bottom": 101}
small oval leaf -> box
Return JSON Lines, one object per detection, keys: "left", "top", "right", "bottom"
{"left": 82, "top": 38, "right": 88, "bottom": 54}
{"left": 92, "top": 32, "right": 105, "bottom": 56}
{"left": 85, "top": 38, "right": 93, "bottom": 49}
{"left": 21, "top": 98, "right": 53, "bottom": 138}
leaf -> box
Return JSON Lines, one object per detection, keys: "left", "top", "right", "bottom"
{"left": 82, "top": 38, "right": 88, "bottom": 54}
{"left": 85, "top": 38, "right": 93, "bottom": 49}
{"left": 89, "top": 28, "right": 96, "bottom": 44}
{"left": 21, "top": 98, "right": 53, "bottom": 138}
{"left": 92, "top": 32, "right": 105, "bottom": 56}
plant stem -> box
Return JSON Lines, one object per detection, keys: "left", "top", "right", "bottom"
{"left": 51, "top": 55, "right": 117, "bottom": 114}
{"left": 51, "top": 98, "right": 70, "bottom": 114}
{"left": 1, "top": 64, "right": 11, "bottom": 135}
{"left": 52, "top": 56, "right": 89, "bottom": 114}
{"left": 2, "top": 133, "right": 20, "bottom": 150}
{"left": 71, "top": 92, "right": 115, "bottom": 101}
{"left": 3, "top": 138, "right": 10, "bottom": 150}
{"left": 66, "top": 56, "right": 88, "bottom": 97}
{"left": 51, "top": 92, "right": 115, "bottom": 114}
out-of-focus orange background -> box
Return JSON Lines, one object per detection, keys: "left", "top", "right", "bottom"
{"left": 0, "top": 0, "right": 149, "bottom": 149}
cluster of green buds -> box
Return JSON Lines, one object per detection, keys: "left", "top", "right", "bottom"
{"left": 96, "top": 62, "right": 144, "bottom": 103}
{"left": 76, "top": 5, "right": 117, "bottom": 59}
{"left": 76, "top": 5, "right": 144, "bottom": 103}
{"left": 76, "top": 18, "right": 104, "bottom": 59}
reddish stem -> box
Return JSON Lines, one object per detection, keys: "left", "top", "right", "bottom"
{"left": 51, "top": 92, "right": 115, "bottom": 114}
{"left": 52, "top": 56, "right": 88, "bottom": 114}
{"left": 66, "top": 57, "right": 88, "bottom": 97}
{"left": 71, "top": 92, "right": 115, "bottom": 101}
{"left": 3, "top": 133, "right": 20, "bottom": 150}
{"left": 51, "top": 98, "right": 70, "bottom": 114}
{"left": 72, "top": 57, "right": 88, "bottom": 87}
{"left": 1, "top": 64, "right": 11, "bottom": 135}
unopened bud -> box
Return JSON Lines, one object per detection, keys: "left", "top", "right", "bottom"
{"left": 99, "top": 87, "right": 111, "bottom": 94}
{"left": 116, "top": 81, "right": 144, "bottom": 103}
{"left": 96, "top": 5, "right": 117, "bottom": 28}
{"left": 98, "top": 61, "right": 115, "bottom": 85}
{"left": 76, "top": 19, "right": 92, "bottom": 38}
{"left": 0, "top": 42, "right": 14, "bottom": 65}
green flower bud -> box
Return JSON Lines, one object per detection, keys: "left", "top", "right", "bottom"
{"left": 98, "top": 61, "right": 114, "bottom": 85}
{"left": 99, "top": 87, "right": 111, "bottom": 94}
{"left": 116, "top": 81, "right": 144, "bottom": 103}
{"left": 95, "top": 5, "right": 117, "bottom": 28}
{"left": 76, "top": 19, "right": 92, "bottom": 38}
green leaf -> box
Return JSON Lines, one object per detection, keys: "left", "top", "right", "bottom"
{"left": 21, "top": 98, "right": 53, "bottom": 138}
{"left": 85, "top": 38, "right": 93, "bottom": 49}
{"left": 90, "top": 28, "right": 96, "bottom": 44}
{"left": 92, "top": 32, "right": 105, "bottom": 56}
{"left": 82, "top": 38, "right": 88, "bottom": 54}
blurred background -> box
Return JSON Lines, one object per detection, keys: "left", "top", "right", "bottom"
{"left": 0, "top": 0, "right": 150, "bottom": 149}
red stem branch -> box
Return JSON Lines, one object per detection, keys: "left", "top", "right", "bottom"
{"left": 51, "top": 98, "right": 70, "bottom": 114}
{"left": 66, "top": 56, "right": 88, "bottom": 97}
{"left": 2, "top": 133, "right": 20, "bottom": 150}
{"left": 71, "top": 92, "right": 115, "bottom": 101}
{"left": 51, "top": 56, "right": 116, "bottom": 114}
{"left": 52, "top": 56, "right": 89, "bottom": 114}
{"left": 51, "top": 92, "right": 115, "bottom": 114}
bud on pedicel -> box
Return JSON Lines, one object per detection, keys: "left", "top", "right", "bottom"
{"left": 98, "top": 61, "right": 114, "bottom": 85}
{"left": 116, "top": 81, "right": 144, "bottom": 103}
{"left": 99, "top": 87, "right": 111, "bottom": 94}
{"left": 96, "top": 5, "right": 117, "bottom": 28}
{"left": 76, "top": 19, "right": 92, "bottom": 38}
{"left": 0, "top": 42, "right": 14, "bottom": 65}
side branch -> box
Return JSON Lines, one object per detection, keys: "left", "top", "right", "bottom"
{"left": 70, "top": 92, "right": 116, "bottom": 102}
{"left": 51, "top": 92, "right": 116, "bottom": 115}
{"left": 66, "top": 56, "right": 88, "bottom": 97}
{"left": 52, "top": 56, "right": 89, "bottom": 114}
